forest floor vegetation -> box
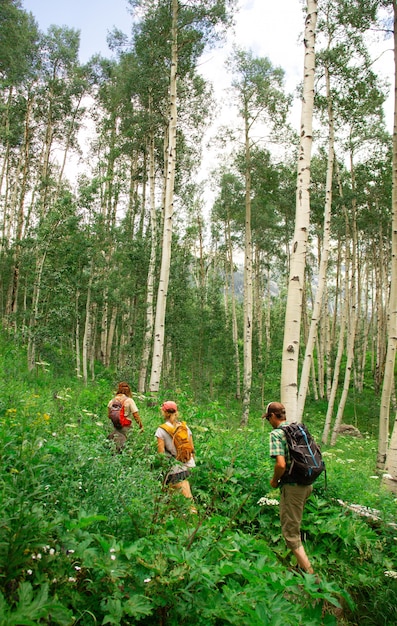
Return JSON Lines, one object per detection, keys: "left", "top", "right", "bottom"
{"left": 0, "top": 336, "right": 396, "bottom": 625}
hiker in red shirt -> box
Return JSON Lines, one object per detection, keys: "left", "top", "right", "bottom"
{"left": 107, "top": 382, "right": 143, "bottom": 451}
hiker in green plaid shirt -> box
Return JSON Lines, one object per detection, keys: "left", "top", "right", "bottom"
{"left": 264, "top": 401, "right": 315, "bottom": 576}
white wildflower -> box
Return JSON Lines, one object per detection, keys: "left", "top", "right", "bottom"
{"left": 257, "top": 497, "right": 279, "bottom": 507}
{"left": 27, "top": 569, "right": 33, "bottom": 575}
{"left": 75, "top": 566, "right": 81, "bottom": 571}
{"left": 68, "top": 577, "right": 76, "bottom": 582}
{"left": 111, "top": 555, "right": 116, "bottom": 561}
{"left": 144, "top": 578, "right": 151, "bottom": 583}
{"left": 384, "top": 570, "right": 397, "bottom": 579}
{"left": 49, "top": 548, "right": 55, "bottom": 556}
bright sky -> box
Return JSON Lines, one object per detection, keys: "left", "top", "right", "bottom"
{"left": 21, "top": 0, "right": 394, "bottom": 196}
{"left": 21, "top": 0, "right": 393, "bottom": 127}
{"left": 22, "top": 0, "right": 304, "bottom": 89}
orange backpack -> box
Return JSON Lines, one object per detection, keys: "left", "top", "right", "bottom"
{"left": 160, "top": 421, "right": 194, "bottom": 463}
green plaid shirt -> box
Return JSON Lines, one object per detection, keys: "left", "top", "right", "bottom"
{"left": 269, "top": 421, "right": 290, "bottom": 465}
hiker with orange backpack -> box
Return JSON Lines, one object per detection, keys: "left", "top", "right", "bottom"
{"left": 107, "top": 382, "right": 143, "bottom": 451}
{"left": 155, "top": 400, "right": 197, "bottom": 511}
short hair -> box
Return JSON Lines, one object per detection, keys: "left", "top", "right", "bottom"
{"left": 265, "top": 402, "right": 286, "bottom": 419}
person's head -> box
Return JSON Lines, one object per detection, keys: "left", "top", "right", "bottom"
{"left": 161, "top": 400, "right": 178, "bottom": 423}
{"left": 263, "top": 402, "right": 286, "bottom": 425}
{"left": 117, "top": 381, "right": 132, "bottom": 397}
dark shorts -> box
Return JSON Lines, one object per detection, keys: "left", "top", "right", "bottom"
{"left": 165, "top": 470, "right": 190, "bottom": 485}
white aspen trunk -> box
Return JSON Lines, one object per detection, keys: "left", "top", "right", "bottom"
{"left": 27, "top": 249, "right": 48, "bottom": 371}
{"left": 384, "top": 412, "right": 397, "bottom": 494}
{"left": 149, "top": 0, "right": 178, "bottom": 394}
{"left": 75, "top": 289, "right": 81, "bottom": 379}
{"left": 296, "top": 60, "right": 334, "bottom": 421}
{"left": 322, "top": 258, "right": 348, "bottom": 444}
{"left": 82, "top": 271, "right": 93, "bottom": 385}
{"left": 241, "top": 112, "right": 253, "bottom": 427}
{"left": 358, "top": 263, "right": 371, "bottom": 393}
{"left": 330, "top": 288, "right": 357, "bottom": 446}
{"left": 281, "top": 0, "right": 317, "bottom": 415}
{"left": 324, "top": 286, "right": 332, "bottom": 400}
{"left": 226, "top": 213, "right": 241, "bottom": 400}
{"left": 138, "top": 129, "right": 157, "bottom": 393}
{"left": 5, "top": 93, "right": 33, "bottom": 319}
{"left": 380, "top": 1, "right": 397, "bottom": 475}
{"left": 90, "top": 303, "right": 98, "bottom": 382}
{"left": 106, "top": 306, "right": 118, "bottom": 367}
{"left": 330, "top": 146, "right": 359, "bottom": 446}
{"left": 100, "top": 288, "right": 109, "bottom": 364}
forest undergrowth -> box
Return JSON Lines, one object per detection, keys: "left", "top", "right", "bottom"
{"left": 0, "top": 338, "right": 396, "bottom": 625}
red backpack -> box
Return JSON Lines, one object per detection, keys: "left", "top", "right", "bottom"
{"left": 108, "top": 397, "right": 131, "bottom": 429}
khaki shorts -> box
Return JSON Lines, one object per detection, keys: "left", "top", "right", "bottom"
{"left": 280, "top": 483, "right": 313, "bottom": 550}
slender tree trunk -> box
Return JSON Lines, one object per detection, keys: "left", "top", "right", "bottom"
{"left": 27, "top": 249, "right": 48, "bottom": 370}
{"left": 75, "top": 290, "right": 81, "bottom": 379}
{"left": 106, "top": 306, "right": 117, "bottom": 367}
{"left": 281, "top": 0, "right": 318, "bottom": 415}
{"left": 381, "top": 0, "right": 397, "bottom": 475}
{"left": 241, "top": 117, "right": 253, "bottom": 427}
{"left": 330, "top": 164, "right": 358, "bottom": 445}
{"left": 322, "top": 254, "right": 348, "bottom": 444}
{"left": 296, "top": 60, "right": 334, "bottom": 421}
{"left": 83, "top": 269, "right": 93, "bottom": 385}
{"left": 138, "top": 130, "right": 158, "bottom": 393}
{"left": 226, "top": 214, "right": 241, "bottom": 400}
{"left": 149, "top": 0, "right": 178, "bottom": 395}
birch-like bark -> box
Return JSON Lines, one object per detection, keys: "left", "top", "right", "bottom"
{"left": 75, "top": 289, "right": 81, "bottom": 379}
{"left": 149, "top": 0, "right": 178, "bottom": 394}
{"left": 226, "top": 214, "right": 241, "bottom": 400}
{"left": 106, "top": 306, "right": 118, "bottom": 367}
{"left": 82, "top": 267, "right": 93, "bottom": 385}
{"left": 27, "top": 249, "right": 48, "bottom": 371}
{"left": 330, "top": 150, "right": 359, "bottom": 445}
{"left": 138, "top": 129, "right": 157, "bottom": 393}
{"left": 6, "top": 91, "right": 34, "bottom": 319}
{"left": 241, "top": 116, "right": 253, "bottom": 427}
{"left": 296, "top": 60, "right": 334, "bottom": 421}
{"left": 322, "top": 254, "right": 348, "bottom": 444}
{"left": 380, "top": 0, "right": 397, "bottom": 475}
{"left": 281, "top": 0, "right": 317, "bottom": 415}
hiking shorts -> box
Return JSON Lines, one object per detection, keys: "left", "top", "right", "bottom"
{"left": 279, "top": 483, "right": 313, "bottom": 550}
{"left": 165, "top": 470, "right": 190, "bottom": 485}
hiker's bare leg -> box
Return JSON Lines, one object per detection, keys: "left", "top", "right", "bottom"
{"left": 175, "top": 479, "right": 193, "bottom": 499}
{"left": 292, "top": 546, "right": 314, "bottom": 574}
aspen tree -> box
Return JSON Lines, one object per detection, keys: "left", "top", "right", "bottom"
{"left": 381, "top": 0, "right": 397, "bottom": 481}
{"left": 227, "top": 48, "right": 289, "bottom": 426}
{"left": 281, "top": 0, "right": 317, "bottom": 415}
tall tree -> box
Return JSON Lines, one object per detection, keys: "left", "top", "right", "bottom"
{"left": 227, "top": 48, "right": 290, "bottom": 426}
{"left": 382, "top": 0, "right": 397, "bottom": 488}
{"left": 281, "top": 0, "right": 318, "bottom": 415}
{"left": 127, "top": 0, "right": 236, "bottom": 395}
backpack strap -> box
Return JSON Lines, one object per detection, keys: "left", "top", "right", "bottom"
{"left": 159, "top": 423, "right": 176, "bottom": 437}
